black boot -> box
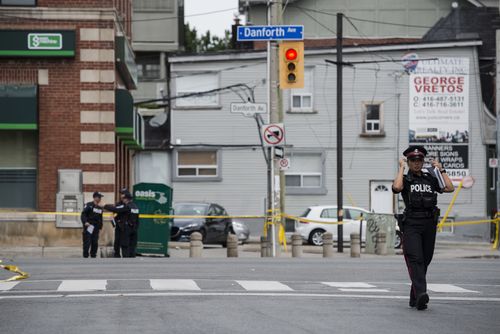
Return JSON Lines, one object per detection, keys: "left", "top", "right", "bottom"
{"left": 416, "top": 292, "right": 429, "bottom": 310}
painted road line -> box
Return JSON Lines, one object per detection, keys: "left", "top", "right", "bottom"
{"left": 0, "top": 282, "right": 19, "bottom": 291}
{"left": 150, "top": 279, "right": 201, "bottom": 291}
{"left": 236, "top": 280, "right": 294, "bottom": 291}
{"left": 339, "top": 288, "right": 390, "bottom": 293}
{"left": 427, "top": 284, "right": 479, "bottom": 293}
{"left": 322, "top": 282, "right": 376, "bottom": 288}
{"left": 57, "top": 280, "right": 107, "bottom": 292}
{"left": 1, "top": 292, "right": 500, "bottom": 303}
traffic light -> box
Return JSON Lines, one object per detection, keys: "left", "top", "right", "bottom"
{"left": 279, "top": 41, "right": 304, "bottom": 89}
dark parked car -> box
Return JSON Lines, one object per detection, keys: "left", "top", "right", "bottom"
{"left": 171, "top": 202, "right": 234, "bottom": 247}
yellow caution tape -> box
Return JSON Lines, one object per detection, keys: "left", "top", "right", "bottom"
{"left": 1, "top": 210, "right": 499, "bottom": 250}
{"left": 0, "top": 260, "right": 29, "bottom": 282}
{"left": 3, "top": 211, "right": 266, "bottom": 220}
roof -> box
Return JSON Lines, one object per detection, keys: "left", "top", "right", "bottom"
{"left": 423, "top": 7, "right": 500, "bottom": 58}
{"left": 169, "top": 39, "right": 482, "bottom": 63}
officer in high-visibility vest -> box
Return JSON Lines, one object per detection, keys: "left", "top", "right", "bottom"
{"left": 392, "top": 146, "right": 454, "bottom": 310}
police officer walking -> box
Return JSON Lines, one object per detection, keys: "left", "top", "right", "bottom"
{"left": 392, "top": 146, "right": 454, "bottom": 310}
{"left": 80, "top": 192, "right": 104, "bottom": 258}
{"left": 104, "top": 190, "right": 139, "bottom": 258}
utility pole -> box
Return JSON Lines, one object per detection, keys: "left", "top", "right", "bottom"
{"left": 496, "top": 30, "right": 500, "bottom": 249}
{"left": 267, "top": 0, "right": 283, "bottom": 257}
{"left": 336, "top": 12, "right": 344, "bottom": 253}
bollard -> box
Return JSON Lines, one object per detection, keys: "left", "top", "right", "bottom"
{"left": 190, "top": 232, "right": 203, "bottom": 258}
{"left": 375, "top": 232, "right": 387, "bottom": 255}
{"left": 291, "top": 233, "right": 303, "bottom": 258}
{"left": 323, "top": 232, "right": 334, "bottom": 258}
{"left": 227, "top": 234, "right": 239, "bottom": 258}
{"left": 350, "top": 233, "right": 361, "bottom": 258}
{"left": 260, "top": 236, "right": 269, "bottom": 257}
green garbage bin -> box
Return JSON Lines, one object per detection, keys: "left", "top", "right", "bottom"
{"left": 133, "top": 183, "right": 173, "bottom": 256}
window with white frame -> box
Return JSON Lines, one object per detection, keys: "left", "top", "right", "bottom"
{"left": 176, "top": 150, "right": 219, "bottom": 179}
{"left": 285, "top": 151, "right": 326, "bottom": 195}
{"left": 362, "top": 103, "right": 384, "bottom": 134}
{"left": 290, "top": 67, "right": 314, "bottom": 112}
{"left": 175, "top": 73, "right": 219, "bottom": 108}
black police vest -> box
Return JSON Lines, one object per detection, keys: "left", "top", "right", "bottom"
{"left": 403, "top": 173, "right": 438, "bottom": 212}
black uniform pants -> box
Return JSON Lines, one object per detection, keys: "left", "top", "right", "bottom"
{"left": 128, "top": 227, "right": 138, "bottom": 258}
{"left": 113, "top": 224, "right": 122, "bottom": 257}
{"left": 402, "top": 215, "right": 437, "bottom": 300}
{"left": 82, "top": 228, "right": 100, "bottom": 258}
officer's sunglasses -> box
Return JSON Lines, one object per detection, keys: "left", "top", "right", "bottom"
{"left": 408, "top": 157, "right": 424, "bottom": 162}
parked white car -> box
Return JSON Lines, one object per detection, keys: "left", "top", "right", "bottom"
{"left": 295, "top": 206, "right": 369, "bottom": 246}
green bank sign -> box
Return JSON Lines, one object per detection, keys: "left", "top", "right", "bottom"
{"left": 0, "top": 30, "right": 75, "bottom": 57}
{"left": 28, "top": 33, "right": 62, "bottom": 50}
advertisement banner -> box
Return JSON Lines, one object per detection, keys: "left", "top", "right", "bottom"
{"left": 407, "top": 56, "right": 470, "bottom": 183}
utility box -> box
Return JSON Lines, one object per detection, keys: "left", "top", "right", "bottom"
{"left": 365, "top": 213, "right": 396, "bottom": 255}
{"left": 55, "top": 169, "right": 84, "bottom": 228}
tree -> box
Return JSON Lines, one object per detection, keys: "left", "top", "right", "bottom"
{"left": 184, "top": 23, "right": 232, "bottom": 53}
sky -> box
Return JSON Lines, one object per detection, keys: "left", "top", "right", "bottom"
{"left": 185, "top": 0, "right": 240, "bottom": 37}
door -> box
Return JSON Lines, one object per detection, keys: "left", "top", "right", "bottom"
{"left": 212, "top": 205, "right": 227, "bottom": 242}
{"left": 205, "top": 205, "right": 218, "bottom": 242}
{"left": 370, "top": 181, "right": 394, "bottom": 214}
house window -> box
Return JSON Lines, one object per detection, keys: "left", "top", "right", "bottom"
{"left": 136, "top": 53, "right": 161, "bottom": 80}
{"left": 290, "top": 67, "right": 314, "bottom": 112}
{"left": 362, "top": 103, "right": 384, "bottom": 135}
{"left": 285, "top": 151, "right": 327, "bottom": 195}
{"left": 133, "top": 0, "right": 174, "bottom": 11}
{"left": 175, "top": 150, "right": 221, "bottom": 181}
{"left": 0, "top": 0, "right": 36, "bottom": 5}
{"left": 138, "top": 64, "right": 161, "bottom": 80}
{"left": 175, "top": 73, "right": 219, "bottom": 108}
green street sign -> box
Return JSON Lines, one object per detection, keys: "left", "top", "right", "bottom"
{"left": 133, "top": 183, "right": 173, "bottom": 256}
{"left": 28, "top": 33, "right": 62, "bottom": 50}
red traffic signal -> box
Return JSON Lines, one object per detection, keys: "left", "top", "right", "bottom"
{"left": 285, "top": 48, "right": 298, "bottom": 61}
{"left": 279, "top": 41, "right": 304, "bottom": 89}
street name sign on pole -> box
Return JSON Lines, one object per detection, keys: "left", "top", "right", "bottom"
{"left": 237, "top": 25, "right": 304, "bottom": 41}
{"left": 230, "top": 102, "right": 267, "bottom": 117}
{"left": 261, "top": 123, "right": 285, "bottom": 147}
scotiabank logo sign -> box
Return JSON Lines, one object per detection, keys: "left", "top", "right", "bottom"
{"left": 28, "top": 33, "right": 62, "bottom": 50}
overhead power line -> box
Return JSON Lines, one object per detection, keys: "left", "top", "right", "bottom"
{"left": 288, "top": 5, "right": 457, "bottom": 31}
{"left": 0, "top": 7, "right": 238, "bottom": 24}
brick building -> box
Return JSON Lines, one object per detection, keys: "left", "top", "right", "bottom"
{"left": 0, "top": 1, "right": 139, "bottom": 245}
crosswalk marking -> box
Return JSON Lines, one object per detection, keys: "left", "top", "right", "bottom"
{"left": 339, "top": 288, "right": 390, "bottom": 293}
{"left": 150, "top": 279, "right": 201, "bottom": 291}
{"left": 57, "top": 280, "right": 107, "bottom": 292}
{"left": 236, "top": 280, "right": 293, "bottom": 291}
{"left": 1, "top": 280, "right": 488, "bottom": 296}
{"left": 0, "top": 282, "right": 19, "bottom": 291}
{"left": 427, "top": 284, "right": 478, "bottom": 293}
{"left": 322, "top": 282, "right": 376, "bottom": 288}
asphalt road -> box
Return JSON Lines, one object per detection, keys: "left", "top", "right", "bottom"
{"left": 1, "top": 257, "right": 499, "bottom": 334}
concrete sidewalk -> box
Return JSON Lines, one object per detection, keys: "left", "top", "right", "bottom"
{"left": 0, "top": 240, "right": 498, "bottom": 260}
